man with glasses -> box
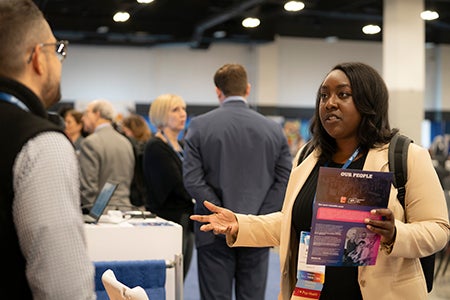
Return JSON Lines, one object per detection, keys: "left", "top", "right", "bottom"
{"left": 0, "top": 0, "right": 96, "bottom": 299}
{"left": 27, "top": 40, "right": 68, "bottom": 64}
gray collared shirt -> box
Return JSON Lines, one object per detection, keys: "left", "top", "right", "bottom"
{"left": 13, "top": 132, "right": 96, "bottom": 300}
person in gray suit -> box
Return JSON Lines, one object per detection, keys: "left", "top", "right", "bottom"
{"left": 183, "top": 63, "right": 292, "bottom": 300}
{"left": 79, "top": 99, "right": 135, "bottom": 212}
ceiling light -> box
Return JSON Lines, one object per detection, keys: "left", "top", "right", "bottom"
{"left": 362, "top": 24, "right": 381, "bottom": 35}
{"left": 284, "top": 1, "right": 305, "bottom": 12}
{"left": 113, "top": 11, "right": 130, "bottom": 22}
{"left": 420, "top": 10, "right": 439, "bottom": 21}
{"left": 242, "top": 17, "right": 260, "bottom": 28}
{"left": 136, "top": 0, "right": 154, "bottom": 3}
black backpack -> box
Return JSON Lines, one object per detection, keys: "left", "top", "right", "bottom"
{"left": 297, "top": 133, "right": 435, "bottom": 293}
{"left": 388, "top": 133, "right": 435, "bottom": 293}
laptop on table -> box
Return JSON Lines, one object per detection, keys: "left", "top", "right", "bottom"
{"left": 83, "top": 181, "right": 118, "bottom": 224}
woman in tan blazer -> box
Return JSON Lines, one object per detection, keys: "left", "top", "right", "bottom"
{"left": 191, "top": 62, "right": 450, "bottom": 300}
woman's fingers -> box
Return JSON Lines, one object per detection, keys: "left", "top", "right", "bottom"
{"left": 200, "top": 224, "right": 227, "bottom": 234}
{"left": 365, "top": 208, "right": 396, "bottom": 242}
{"left": 189, "top": 200, "right": 218, "bottom": 223}
{"left": 190, "top": 214, "right": 210, "bottom": 222}
{"left": 203, "top": 200, "right": 217, "bottom": 211}
{"left": 190, "top": 200, "right": 237, "bottom": 235}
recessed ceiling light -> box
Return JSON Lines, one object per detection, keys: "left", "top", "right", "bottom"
{"left": 242, "top": 17, "right": 260, "bottom": 28}
{"left": 113, "top": 12, "right": 130, "bottom": 22}
{"left": 362, "top": 24, "right": 381, "bottom": 35}
{"left": 137, "top": 0, "right": 154, "bottom": 3}
{"left": 420, "top": 10, "right": 439, "bottom": 21}
{"left": 284, "top": 1, "right": 305, "bottom": 12}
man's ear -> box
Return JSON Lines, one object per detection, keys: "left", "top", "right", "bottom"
{"left": 29, "top": 45, "right": 45, "bottom": 75}
{"left": 215, "top": 87, "right": 223, "bottom": 98}
{"left": 245, "top": 83, "right": 251, "bottom": 97}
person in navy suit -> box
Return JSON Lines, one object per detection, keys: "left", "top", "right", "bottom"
{"left": 183, "top": 63, "right": 292, "bottom": 299}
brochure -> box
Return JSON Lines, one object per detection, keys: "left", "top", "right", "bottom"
{"left": 307, "top": 167, "right": 393, "bottom": 267}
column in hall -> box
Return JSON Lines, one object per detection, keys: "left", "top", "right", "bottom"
{"left": 254, "top": 41, "right": 280, "bottom": 107}
{"left": 383, "top": 0, "right": 425, "bottom": 144}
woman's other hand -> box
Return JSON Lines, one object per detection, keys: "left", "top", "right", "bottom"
{"left": 365, "top": 208, "right": 396, "bottom": 244}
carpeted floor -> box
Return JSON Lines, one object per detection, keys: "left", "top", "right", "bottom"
{"left": 184, "top": 247, "right": 280, "bottom": 300}
{"left": 184, "top": 245, "right": 450, "bottom": 300}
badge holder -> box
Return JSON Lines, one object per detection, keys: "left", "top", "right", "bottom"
{"left": 292, "top": 231, "right": 325, "bottom": 300}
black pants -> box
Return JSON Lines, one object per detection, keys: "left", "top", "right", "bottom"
{"left": 182, "top": 227, "right": 195, "bottom": 279}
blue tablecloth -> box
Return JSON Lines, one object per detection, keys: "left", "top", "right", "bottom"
{"left": 94, "top": 259, "right": 166, "bottom": 300}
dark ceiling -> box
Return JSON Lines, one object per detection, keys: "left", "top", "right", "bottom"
{"left": 34, "top": 0, "right": 450, "bottom": 49}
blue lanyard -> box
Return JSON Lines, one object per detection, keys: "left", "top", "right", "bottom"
{"left": 340, "top": 147, "right": 360, "bottom": 169}
{"left": 0, "top": 92, "right": 29, "bottom": 112}
{"left": 161, "top": 131, "right": 184, "bottom": 161}
{"left": 323, "top": 147, "right": 360, "bottom": 169}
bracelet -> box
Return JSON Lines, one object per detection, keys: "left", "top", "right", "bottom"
{"left": 381, "top": 227, "right": 397, "bottom": 253}
{"left": 381, "top": 240, "right": 394, "bottom": 253}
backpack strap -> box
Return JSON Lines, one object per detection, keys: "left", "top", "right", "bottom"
{"left": 389, "top": 133, "right": 436, "bottom": 293}
{"left": 388, "top": 133, "right": 413, "bottom": 208}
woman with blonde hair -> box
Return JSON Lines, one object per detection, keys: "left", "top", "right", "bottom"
{"left": 143, "top": 93, "right": 194, "bottom": 279}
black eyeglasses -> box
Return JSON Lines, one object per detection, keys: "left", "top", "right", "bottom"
{"left": 27, "top": 40, "right": 69, "bottom": 64}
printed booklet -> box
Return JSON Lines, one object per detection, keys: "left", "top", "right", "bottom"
{"left": 307, "top": 167, "right": 393, "bottom": 267}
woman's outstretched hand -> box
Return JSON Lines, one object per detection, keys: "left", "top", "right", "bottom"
{"left": 190, "top": 200, "right": 239, "bottom": 237}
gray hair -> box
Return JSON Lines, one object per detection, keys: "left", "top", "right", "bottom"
{"left": 90, "top": 99, "right": 116, "bottom": 122}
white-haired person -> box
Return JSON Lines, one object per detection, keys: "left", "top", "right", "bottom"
{"left": 79, "top": 99, "right": 135, "bottom": 212}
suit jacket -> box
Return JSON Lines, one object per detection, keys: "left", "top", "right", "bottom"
{"left": 229, "top": 142, "right": 450, "bottom": 300}
{"left": 183, "top": 99, "right": 292, "bottom": 247}
{"left": 79, "top": 124, "right": 135, "bottom": 210}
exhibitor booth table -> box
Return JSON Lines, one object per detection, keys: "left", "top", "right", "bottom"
{"left": 84, "top": 216, "right": 183, "bottom": 300}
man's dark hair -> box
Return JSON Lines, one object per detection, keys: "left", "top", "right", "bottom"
{"left": 213, "top": 63, "right": 248, "bottom": 97}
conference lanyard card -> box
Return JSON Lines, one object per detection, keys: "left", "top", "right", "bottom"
{"left": 292, "top": 231, "right": 325, "bottom": 300}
